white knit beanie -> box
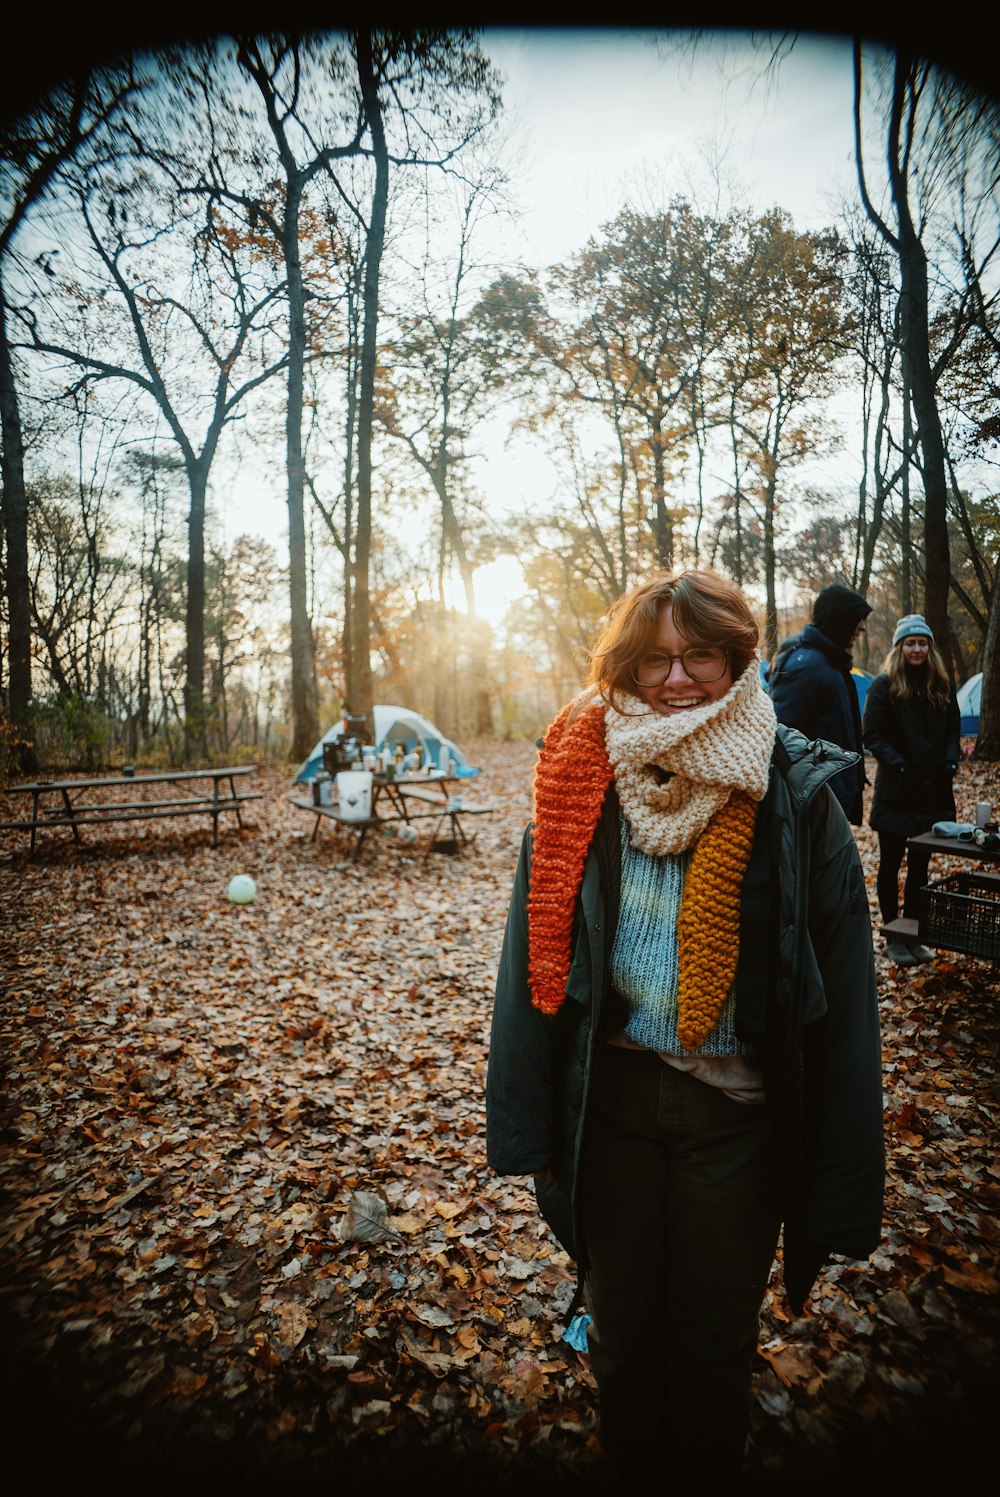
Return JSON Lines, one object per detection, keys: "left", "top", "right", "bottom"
{"left": 893, "top": 614, "right": 933, "bottom": 646}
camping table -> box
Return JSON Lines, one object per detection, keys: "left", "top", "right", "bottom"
{"left": 0, "top": 766, "right": 262, "bottom": 856}
{"left": 292, "top": 770, "right": 498, "bottom": 861}
{"left": 880, "top": 831, "right": 1000, "bottom": 956}
{"left": 904, "top": 831, "right": 1000, "bottom": 867}
{"left": 373, "top": 770, "right": 450, "bottom": 816}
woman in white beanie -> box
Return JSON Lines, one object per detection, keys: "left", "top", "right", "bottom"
{"left": 862, "top": 615, "right": 961, "bottom": 966}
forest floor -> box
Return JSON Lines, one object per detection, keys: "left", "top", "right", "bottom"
{"left": 1, "top": 740, "right": 998, "bottom": 1494}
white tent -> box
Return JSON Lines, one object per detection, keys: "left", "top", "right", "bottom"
{"left": 957, "top": 672, "right": 982, "bottom": 735}
{"left": 296, "top": 705, "right": 476, "bottom": 782}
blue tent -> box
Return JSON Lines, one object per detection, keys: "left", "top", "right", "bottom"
{"left": 296, "top": 704, "right": 477, "bottom": 782}
{"left": 957, "top": 672, "right": 982, "bottom": 736}
{"left": 851, "top": 666, "right": 875, "bottom": 714}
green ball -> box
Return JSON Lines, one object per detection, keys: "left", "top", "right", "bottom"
{"left": 227, "top": 874, "right": 257, "bottom": 904}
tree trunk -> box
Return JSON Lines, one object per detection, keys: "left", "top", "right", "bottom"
{"left": 898, "top": 235, "right": 950, "bottom": 633}
{"left": 886, "top": 56, "right": 950, "bottom": 641}
{"left": 974, "top": 563, "right": 999, "bottom": 760}
{"left": 651, "top": 410, "right": 671, "bottom": 569}
{"left": 762, "top": 468, "right": 779, "bottom": 661}
{"left": 340, "top": 303, "right": 359, "bottom": 714}
{"left": 285, "top": 181, "right": 320, "bottom": 761}
{"left": 728, "top": 399, "right": 744, "bottom": 587}
{"left": 857, "top": 360, "right": 892, "bottom": 597}
{"left": 351, "top": 32, "right": 389, "bottom": 727}
{"left": 900, "top": 394, "right": 912, "bottom": 615}
{"left": 183, "top": 460, "right": 208, "bottom": 762}
{"left": 0, "top": 287, "right": 39, "bottom": 772}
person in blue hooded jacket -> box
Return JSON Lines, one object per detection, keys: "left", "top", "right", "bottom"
{"left": 768, "top": 584, "right": 873, "bottom": 825}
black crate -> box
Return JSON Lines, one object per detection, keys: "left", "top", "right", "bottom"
{"left": 918, "top": 871, "right": 1000, "bottom": 959}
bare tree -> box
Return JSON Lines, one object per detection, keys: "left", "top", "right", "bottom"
{"left": 201, "top": 35, "right": 368, "bottom": 762}
{"left": 723, "top": 212, "right": 847, "bottom": 657}
{"left": 25, "top": 138, "right": 288, "bottom": 758}
{"left": 378, "top": 154, "right": 516, "bottom": 732}
{"left": 345, "top": 29, "right": 500, "bottom": 726}
{"left": 853, "top": 46, "right": 952, "bottom": 643}
{"left": 1, "top": 65, "right": 135, "bottom": 770}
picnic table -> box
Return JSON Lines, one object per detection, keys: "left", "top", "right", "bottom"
{"left": 0, "top": 766, "right": 262, "bottom": 856}
{"left": 291, "top": 769, "right": 498, "bottom": 863}
{"left": 881, "top": 829, "right": 1000, "bottom": 959}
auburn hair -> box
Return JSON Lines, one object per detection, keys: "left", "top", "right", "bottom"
{"left": 586, "top": 570, "right": 760, "bottom": 714}
{"left": 883, "top": 638, "right": 952, "bottom": 712}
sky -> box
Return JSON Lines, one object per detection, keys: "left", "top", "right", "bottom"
{"left": 480, "top": 28, "right": 857, "bottom": 266}
{"left": 435, "top": 29, "right": 861, "bottom": 625}
{"left": 120, "top": 27, "right": 867, "bottom": 627}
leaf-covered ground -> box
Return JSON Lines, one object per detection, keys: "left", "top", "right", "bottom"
{"left": 1, "top": 744, "right": 998, "bottom": 1493}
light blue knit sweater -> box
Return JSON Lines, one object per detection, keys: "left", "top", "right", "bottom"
{"left": 610, "top": 816, "right": 749, "bottom": 1058}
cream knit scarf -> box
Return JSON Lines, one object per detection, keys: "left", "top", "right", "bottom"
{"left": 604, "top": 660, "right": 777, "bottom": 856}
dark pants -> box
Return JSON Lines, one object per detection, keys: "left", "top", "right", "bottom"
{"left": 876, "top": 830, "right": 932, "bottom": 926}
{"left": 580, "top": 1045, "right": 781, "bottom": 1482}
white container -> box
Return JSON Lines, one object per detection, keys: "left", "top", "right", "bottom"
{"left": 975, "top": 802, "right": 992, "bottom": 828}
{"left": 336, "top": 770, "right": 373, "bottom": 821}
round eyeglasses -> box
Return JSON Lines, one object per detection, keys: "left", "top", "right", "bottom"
{"left": 631, "top": 646, "right": 729, "bottom": 688}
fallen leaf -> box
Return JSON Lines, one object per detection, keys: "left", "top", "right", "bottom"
{"left": 337, "top": 1189, "right": 400, "bottom": 1244}
{"left": 411, "top": 1303, "right": 455, "bottom": 1329}
{"left": 274, "top": 1302, "right": 311, "bottom": 1348}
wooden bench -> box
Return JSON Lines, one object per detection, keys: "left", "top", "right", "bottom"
{"left": 419, "top": 797, "right": 498, "bottom": 854}
{"left": 392, "top": 784, "right": 499, "bottom": 853}
{"left": 1, "top": 768, "right": 262, "bottom": 854}
{"left": 393, "top": 785, "right": 452, "bottom": 806}
{"left": 880, "top": 916, "right": 920, "bottom": 942}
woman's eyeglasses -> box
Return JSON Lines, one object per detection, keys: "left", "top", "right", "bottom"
{"left": 631, "top": 647, "right": 729, "bottom": 687}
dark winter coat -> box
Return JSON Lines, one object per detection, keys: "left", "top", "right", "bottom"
{"left": 486, "top": 727, "right": 885, "bottom": 1315}
{"left": 768, "top": 625, "right": 867, "bottom": 824}
{"left": 862, "top": 671, "right": 961, "bottom": 838}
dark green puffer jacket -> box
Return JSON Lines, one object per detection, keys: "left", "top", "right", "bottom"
{"left": 486, "top": 725, "right": 885, "bottom": 1314}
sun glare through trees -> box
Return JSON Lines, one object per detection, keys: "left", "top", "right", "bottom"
{"left": 1, "top": 26, "right": 997, "bottom": 766}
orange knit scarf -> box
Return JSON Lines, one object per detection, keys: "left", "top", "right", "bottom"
{"left": 527, "top": 695, "right": 759, "bottom": 1052}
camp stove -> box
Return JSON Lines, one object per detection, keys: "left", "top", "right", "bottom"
{"left": 323, "top": 712, "right": 370, "bottom": 775}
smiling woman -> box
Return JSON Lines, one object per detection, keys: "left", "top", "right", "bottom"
{"left": 486, "top": 565, "right": 885, "bottom": 1485}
